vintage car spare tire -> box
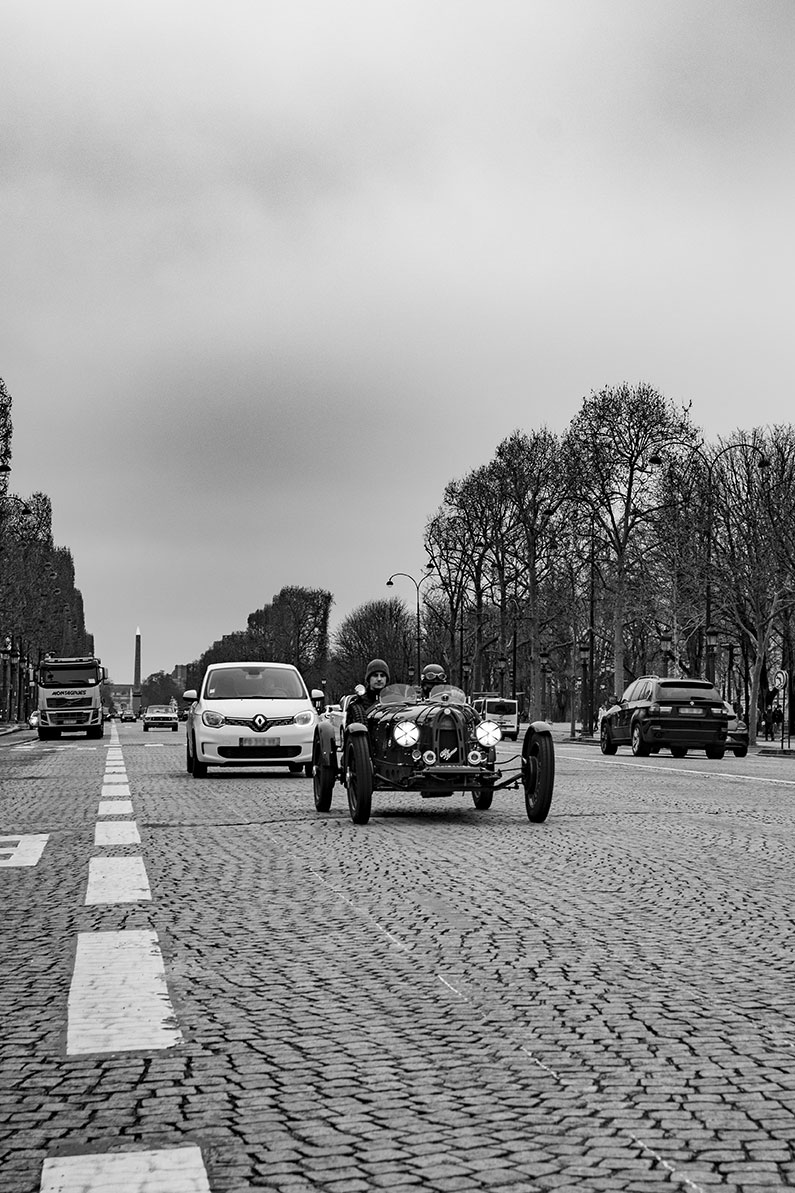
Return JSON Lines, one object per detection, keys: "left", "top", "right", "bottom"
{"left": 345, "top": 732, "right": 373, "bottom": 825}
{"left": 312, "top": 734, "right": 335, "bottom": 812}
{"left": 521, "top": 726, "right": 554, "bottom": 823}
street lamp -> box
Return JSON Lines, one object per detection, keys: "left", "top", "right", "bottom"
{"left": 386, "top": 569, "right": 433, "bottom": 682}
{"left": 660, "top": 632, "right": 673, "bottom": 678}
{"left": 497, "top": 655, "right": 507, "bottom": 696}
{"left": 539, "top": 649, "right": 549, "bottom": 721}
{"left": 705, "top": 626, "right": 719, "bottom": 687}
{"left": 462, "top": 662, "right": 471, "bottom": 697}
{"left": 651, "top": 440, "right": 769, "bottom": 683}
{"left": 578, "top": 641, "right": 589, "bottom": 735}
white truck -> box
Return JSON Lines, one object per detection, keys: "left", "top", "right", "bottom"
{"left": 36, "top": 655, "right": 107, "bottom": 740}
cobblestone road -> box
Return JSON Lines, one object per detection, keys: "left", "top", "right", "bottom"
{"left": 1, "top": 725, "right": 794, "bottom": 1192}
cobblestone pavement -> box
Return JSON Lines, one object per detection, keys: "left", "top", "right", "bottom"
{"left": 1, "top": 726, "right": 794, "bottom": 1193}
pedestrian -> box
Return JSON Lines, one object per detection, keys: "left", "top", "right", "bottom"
{"left": 345, "top": 659, "right": 390, "bottom": 725}
{"left": 763, "top": 703, "right": 774, "bottom": 741}
{"left": 772, "top": 702, "right": 784, "bottom": 731}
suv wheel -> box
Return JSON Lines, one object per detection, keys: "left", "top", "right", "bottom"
{"left": 631, "top": 723, "right": 650, "bottom": 757}
{"left": 600, "top": 721, "right": 617, "bottom": 755}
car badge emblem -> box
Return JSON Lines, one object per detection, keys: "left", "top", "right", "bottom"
{"left": 253, "top": 714, "right": 268, "bottom": 731}
{"left": 439, "top": 747, "right": 456, "bottom": 761}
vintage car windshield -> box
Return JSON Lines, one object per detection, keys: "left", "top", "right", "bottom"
{"left": 380, "top": 684, "right": 420, "bottom": 706}
{"left": 379, "top": 683, "right": 469, "bottom": 707}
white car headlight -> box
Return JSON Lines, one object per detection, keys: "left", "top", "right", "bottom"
{"left": 475, "top": 720, "right": 502, "bottom": 746}
{"left": 393, "top": 720, "right": 420, "bottom": 747}
{"left": 293, "top": 710, "right": 315, "bottom": 726}
{"left": 202, "top": 710, "right": 225, "bottom": 728}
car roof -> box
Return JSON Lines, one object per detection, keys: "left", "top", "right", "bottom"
{"left": 207, "top": 661, "right": 298, "bottom": 670}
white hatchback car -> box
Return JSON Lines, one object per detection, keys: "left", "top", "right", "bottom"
{"left": 183, "top": 662, "right": 324, "bottom": 778}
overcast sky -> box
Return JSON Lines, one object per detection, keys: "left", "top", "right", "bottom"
{"left": 2, "top": 0, "right": 794, "bottom": 683}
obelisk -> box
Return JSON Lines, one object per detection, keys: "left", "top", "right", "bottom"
{"left": 133, "top": 626, "right": 142, "bottom": 715}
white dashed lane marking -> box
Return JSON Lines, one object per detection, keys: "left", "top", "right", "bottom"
{"left": 94, "top": 820, "right": 141, "bottom": 846}
{"left": 85, "top": 857, "right": 151, "bottom": 904}
{"left": 40, "top": 1145, "right": 211, "bottom": 1192}
{"left": 98, "top": 799, "right": 134, "bottom": 815}
{"left": 67, "top": 930, "right": 181, "bottom": 1054}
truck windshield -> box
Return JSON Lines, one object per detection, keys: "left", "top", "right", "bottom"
{"left": 38, "top": 666, "right": 101, "bottom": 687}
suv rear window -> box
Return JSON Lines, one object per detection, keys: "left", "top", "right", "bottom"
{"left": 656, "top": 682, "right": 721, "bottom": 702}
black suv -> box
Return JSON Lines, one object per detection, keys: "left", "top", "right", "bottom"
{"left": 600, "top": 676, "right": 729, "bottom": 759}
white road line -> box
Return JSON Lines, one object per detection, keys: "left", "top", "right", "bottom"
{"left": 94, "top": 820, "right": 141, "bottom": 847}
{"left": 556, "top": 748, "right": 795, "bottom": 786}
{"left": 98, "top": 799, "right": 134, "bottom": 816}
{"left": 40, "top": 1145, "right": 210, "bottom": 1192}
{"left": 101, "top": 783, "right": 131, "bottom": 800}
{"left": 101, "top": 773, "right": 129, "bottom": 783}
{"left": 85, "top": 856, "right": 150, "bottom": 904}
{"left": 0, "top": 834, "right": 49, "bottom": 867}
{"left": 67, "top": 930, "right": 181, "bottom": 1053}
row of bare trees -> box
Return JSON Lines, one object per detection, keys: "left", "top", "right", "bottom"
{"left": 1, "top": 378, "right": 94, "bottom": 717}
{"left": 411, "top": 384, "right": 795, "bottom": 742}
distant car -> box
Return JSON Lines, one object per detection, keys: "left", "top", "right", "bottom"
{"left": 28, "top": 710, "right": 40, "bottom": 729}
{"left": 600, "top": 676, "right": 729, "bottom": 759}
{"left": 119, "top": 709, "right": 136, "bottom": 723}
{"left": 472, "top": 696, "right": 520, "bottom": 741}
{"left": 723, "top": 701, "right": 749, "bottom": 757}
{"left": 142, "top": 705, "right": 179, "bottom": 732}
{"left": 182, "top": 661, "right": 325, "bottom": 778}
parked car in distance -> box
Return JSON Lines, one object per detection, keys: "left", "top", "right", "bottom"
{"left": 472, "top": 696, "right": 520, "bottom": 740}
{"left": 142, "top": 705, "right": 180, "bottom": 732}
{"left": 183, "top": 661, "right": 325, "bottom": 778}
{"left": 119, "top": 709, "right": 136, "bottom": 723}
{"left": 723, "top": 701, "right": 749, "bottom": 757}
{"left": 28, "top": 710, "right": 40, "bottom": 729}
{"left": 600, "top": 676, "right": 729, "bottom": 759}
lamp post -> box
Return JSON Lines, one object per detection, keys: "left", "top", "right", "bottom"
{"left": 462, "top": 662, "right": 471, "bottom": 699}
{"left": 660, "top": 632, "right": 672, "bottom": 679}
{"left": 705, "top": 626, "right": 719, "bottom": 688}
{"left": 578, "top": 641, "right": 589, "bottom": 735}
{"left": 721, "top": 642, "right": 734, "bottom": 704}
{"left": 539, "top": 649, "right": 549, "bottom": 721}
{"left": 497, "top": 655, "right": 507, "bottom": 696}
{"left": 651, "top": 440, "right": 769, "bottom": 683}
{"left": 386, "top": 569, "right": 433, "bottom": 683}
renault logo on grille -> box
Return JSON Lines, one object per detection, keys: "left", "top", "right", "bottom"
{"left": 252, "top": 714, "right": 268, "bottom": 731}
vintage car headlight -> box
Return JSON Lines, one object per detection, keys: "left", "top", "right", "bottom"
{"left": 202, "top": 710, "right": 225, "bottom": 728}
{"left": 292, "top": 710, "right": 315, "bottom": 726}
{"left": 393, "top": 720, "right": 420, "bottom": 747}
{"left": 475, "top": 720, "right": 502, "bottom": 746}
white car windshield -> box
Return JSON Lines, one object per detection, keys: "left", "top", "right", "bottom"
{"left": 204, "top": 666, "right": 306, "bottom": 700}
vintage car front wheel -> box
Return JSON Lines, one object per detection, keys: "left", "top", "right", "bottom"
{"left": 521, "top": 728, "right": 554, "bottom": 823}
{"left": 472, "top": 789, "right": 494, "bottom": 810}
{"left": 313, "top": 735, "right": 336, "bottom": 812}
{"left": 345, "top": 734, "right": 373, "bottom": 825}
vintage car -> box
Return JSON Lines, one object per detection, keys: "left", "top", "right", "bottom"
{"left": 312, "top": 682, "right": 554, "bottom": 825}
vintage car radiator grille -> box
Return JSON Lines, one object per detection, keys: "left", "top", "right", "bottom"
{"left": 436, "top": 726, "right": 460, "bottom": 761}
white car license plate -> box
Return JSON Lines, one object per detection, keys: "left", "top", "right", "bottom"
{"left": 239, "top": 736, "right": 280, "bottom": 747}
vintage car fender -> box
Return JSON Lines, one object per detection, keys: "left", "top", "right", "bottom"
{"left": 314, "top": 717, "right": 339, "bottom": 768}
{"left": 523, "top": 720, "right": 552, "bottom": 740}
